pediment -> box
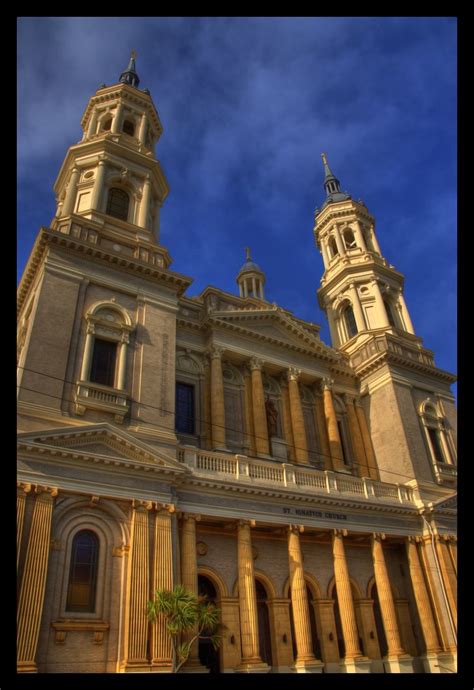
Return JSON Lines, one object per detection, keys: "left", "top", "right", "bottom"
{"left": 431, "top": 493, "right": 457, "bottom": 511}
{"left": 17, "top": 423, "right": 185, "bottom": 472}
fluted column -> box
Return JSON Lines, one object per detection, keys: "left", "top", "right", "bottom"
{"left": 287, "top": 368, "right": 309, "bottom": 464}
{"left": 371, "top": 279, "right": 390, "bottom": 328}
{"left": 209, "top": 346, "right": 226, "bottom": 449}
{"left": 435, "top": 536, "right": 457, "bottom": 629}
{"left": 138, "top": 112, "right": 148, "bottom": 144}
{"left": 90, "top": 158, "right": 107, "bottom": 212}
{"left": 371, "top": 534, "right": 406, "bottom": 656}
{"left": 243, "top": 366, "right": 257, "bottom": 456}
{"left": 138, "top": 175, "right": 151, "bottom": 229}
{"left": 17, "top": 486, "right": 57, "bottom": 672}
{"left": 321, "top": 378, "right": 345, "bottom": 471}
{"left": 125, "top": 502, "right": 151, "bottom": 668}
{"left": 354, "top": 400, "right": 379, "bottom": 481}
{"left": 151, "top": 505, "right": 174, "bottom": 668}
{"left": 345, "top": 396, "right": 369, "bottom": 478}
{"left": 180, "top": 513, "right": 202, "bottom": 666}
{"left": 250, "top": 358, "right": 270, "bottom": 456}
{"left": 348, "top": 283, "right": 366, "bottom": 332}
{"left": 280, "top": 377, "right": 295, "bottom": 462}
{"left": 17, "top": 483, "right": 31, "bottom": 569}
{"left": 405, "top": 537, "right": 441, "bottom": 653}
{"left": 116, "top": 333, "right": 129, "bottom": 390}
{"left": 237, "top": 521, "right": 263, "bottom": 667}
{"left": 313, "top": 389, "right": 332, "bottom": 469}
{"left": 61, "top": 167, "right": 80, "bottom": 217}
{"left": 288, "top": 526, "right": 317, "bottom": 665}
{"left": 331, "top": 529, "right": 363, "bottom": 659}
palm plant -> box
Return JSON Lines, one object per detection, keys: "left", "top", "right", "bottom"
{"left": 147, "top": 584, "right": 222, "bottom": 672}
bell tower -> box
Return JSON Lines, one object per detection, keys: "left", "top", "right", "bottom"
{"left": 51, "top": 51, "right": 171, "bottom": 265}
{"left": 315, "top": 153, "right": 416, "bottom": 353}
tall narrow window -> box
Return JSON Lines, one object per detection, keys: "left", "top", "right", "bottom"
{"left": 66, "top": 530, "right": 99, "bottom": 612}
{"left": 101, "top": 117, "right": 112, "bottom": 132}
{"left": 427, "top": 427, "right": 446, "bottom": 465}
{"left": 176, "top": 382, "right": 195, "bottom": 434}
{"left": 343, "top": 229, "right": 357, "bottom": 249}
{"left": 343, "top": 305, "right": 358, "bottom": 339}
{"left": 337, "top": 420, "right": 350, "bottom": 465}
{"left": 106, "top": 187, "right": 129, "bottom": 221}
{"left": 328, "top": 236, "right": 339, "bottom": 258}
{"left": 384, "top": 299, "right": 397, "bottom": 328}
{"left": 122, "top": 120, "right": 135, "bottom": 136}
{"left": 90, "top": 338, "right": 117, "bottom": 387}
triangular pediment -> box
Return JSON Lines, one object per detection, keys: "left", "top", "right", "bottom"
{"left": 431, "top": 493, "right": 457, "bottom": 511}
{"left": 17, "top": 423, "right": 186, "bottom": 472}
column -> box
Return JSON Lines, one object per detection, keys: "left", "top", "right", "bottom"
{"left": 405, "top": 537, "right": 441, "bottom": 654}
{"left": 259, "top": 282, "right": 265, "bottom": 300}
{"left": 180, "top": 514, "right": 203, "bottom": 667}
{"left": 397, "top": 291, "right": 415, "bottom": 335}
{"left": 348, "top": 283, "right": 366, "bottom": 332}
{"left": 124, "top": 502, "right": 150, "bottom": 669}
{"left": 280, "top": 378, "right": 295, "bottom": 462}
{"left": 313, "top": 388, "right": 332, "bottom": 469}
{"left": 354, "top": 400, "right": 379, "bottom": 481}
{"left": 321, "top": 378, "right": 345, "bottom": 471}
{"left": 239, "top": 284, "right": 243, "bottom": 297}
{"left": 80, "top": 323, "right": 95, "bottom": 381}
{"left": 17, "top": 486, "right": 57, "bottom": 672}
{"left": 320, "top": 240, "right": 330, "bottom": 269}
{"left": 138, "top": 175, "right": 151, "bottom": 230}
{"left": 243, "top": 367, "right": 257, "bottom": 456}
{"left": 287, "top": 526, "right": 319, "bottom": 668}
{"left": 61, "top": 167, "right": 81, "bottom": 217}
{"left": 314, "top": 599, "right": 340, "bottom": 667}
{"left": 111, "top": 101, "right": 123, "bottom": 133}
{"left": 252, "top": 277, "right": 257, "bottom": 297}
{"left": 17, "top": 483, "right": 31, "bottom": 569}
{"left": 369, "top": 225, "right": 382, "bottom": 255}
{"left": 202, "top": 358, "right": 212, "bottom": 450}
{"left": 209, "top": 346, "right": 226, "bottom": 449}
{"left": 370, "top": 534, "right": 406, "bottom": 657}
{"left": 90, "top": 159, "right": 107, "bottom": 212}
{"left": 331, "top": 529, "right": 363, "bottom": 660}
{"left": 352, "top": 221, "right": 367, "bottom": 251}
{"left": 371, "top": 279, "right": 390, "bottom": 328}
{"left": 138, "top": 112, "right": 147, "bottom": 144}
{"left": 87, "top": 109, "right": 99, "bottom": 138}
{"left": 326, "top": 305, "right": 340, "bottom": 348}
{"left": 333, "top": 226, "right": 346, "bottom": 256}
{"left": 116, "top": 334, "right": 129, "bottom": 390}
{"left": 435, "top": 536, "right": 457, "bottom": 630}
{"left": 151, "top": 505, "right": 174, "bottom": 668}
{"left": 237, "top": 521, "right": 265, "bottom": 670}
{"left": 345, "top": 396, "right": 369, "bottom": 478}
{"left": 287, "top": 368, "right": 309, "bottom": 464}
{"left": 250, "top": 357, "right": 270, "bottom": 456}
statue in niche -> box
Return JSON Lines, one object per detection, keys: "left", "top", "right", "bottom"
{"left": 265, "top": 396, "right": 278, "bottom": 438}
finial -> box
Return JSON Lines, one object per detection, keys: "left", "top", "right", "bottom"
{"left": 321, "top": 152, "right": 328, "bottom": 166}
{"left": 131, "top": 50, "right": 137, "bottom": 60}
{"left": 245, "top": 247, "right": 251, "bottom": 261}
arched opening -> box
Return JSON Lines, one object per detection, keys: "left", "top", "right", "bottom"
{"left": 255, "top": 579, "right": 273, "bottom": 667}
{"left": 106, "top": 187, "right": 130, "bottom": 221}
{"left": 328, "top": 236, "right": 339, "bottom": 258}
{"left": 383, "top": 299, "right": 397, "bottom": 328}
{"left": 101, "top": 117, "right": 112, "bottom": 132}
{"left": 370, "top": 582, "right": 388, "bottom": 657}
{"left": 343, "top": 229, "right": 357, "bottom": 249}
{"left": 66, "top": 530, "right": 99, "bottom": 612}
{"left": 289, "top": 584, "right": 321, "bottom": 661}
{"left": 198, "top": 575, "right": 220, "bottom": 673}
{"left": 122, "top": 119, "right": 135, "bottom": 136}
{"left": 343, "top": 304, "right": 358, "bottom": 339}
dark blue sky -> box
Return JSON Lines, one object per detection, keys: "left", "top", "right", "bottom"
{"left": 17, "top": 17, "right": 457, "bottom": 392}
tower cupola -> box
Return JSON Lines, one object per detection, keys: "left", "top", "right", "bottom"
{"left": 321, "top": 152, "right": 351, "bottom": 208}
{"left": 237, "top": 248, "right": 266, "bottom": 300}
{"left": 119, "top": 50, "right": 140, "bottom": 88}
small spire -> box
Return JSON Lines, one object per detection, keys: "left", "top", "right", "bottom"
{"left": 119, "top": 51, "right": 140, "bottom": 88}
{"left": 245, "top": 246, "right": 251, "bottom": 261}
{"left": 318, "top": 152, "right": 352, "bottom": 208}
{"left": 321, "top": 152, "right": 335, "bottom": 182}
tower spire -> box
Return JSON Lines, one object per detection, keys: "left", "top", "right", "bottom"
{"left": 119, "top": 50, "right": 140, "bottom": 88}
{"left": 319, "top": 152, "right": 351, "bottom": 206}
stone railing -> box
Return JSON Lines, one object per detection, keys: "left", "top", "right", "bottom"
{"left": 74, "top": 381, "right": 129, "bottom": 423}
{"left": 434, "top": 461, "right": 458, "bottom": 483}
{"left": 178, "top": 446, "right": 416, "bottom": 506}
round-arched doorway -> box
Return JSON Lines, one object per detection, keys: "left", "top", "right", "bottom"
{"left": 198, "top": 575, "right": 221, "bottom": 673}
{"left": 255, "top": 579, "right": 273, "bottom": 667}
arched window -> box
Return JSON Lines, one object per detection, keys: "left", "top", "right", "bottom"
{"left": 101, "top": 117, "right": 112, "bottom": 132}
{"left": 328, "top": 236, "right": 339, "bottom": 258}
{"left": 122, "top": 119, "right": 135, "bottom": 136}
{"left": 343, "top": 229, "right": 357, "bottom": 249}
{"left": 343, "top": 304, "right": 358, "bottom": 339}
{"left": 106, "top": 187, "right": 129, "bottom": 221}
{"left": 383, "top": 299, "right": 397, "bottom": 328}
{"left": 66, "top": 530, "right": 99, "bottom": 612}
{"left": 255, "top": 580, "right": 273, "bottom": 666}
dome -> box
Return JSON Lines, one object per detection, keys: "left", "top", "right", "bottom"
{"left": 239, "top": 259, "right": 262, "bottom": 274}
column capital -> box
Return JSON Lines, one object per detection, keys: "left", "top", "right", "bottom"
{"left": 288, "top": 524, "right": 304, "bottom": 534}
{"left": 249, "top": 356, "right": 265, "bottom": 371}
{"left": 238, "top": 519, "right": 256, "bottom": 529}
{"left": 407, "top": 535, "right": 422, "bottom": 544}
{"left": 287, "top": 367, "right": 301, "bottom": 382}
{"left": 133, "top": 499, "right": 154, "bottom": 511}
{"left": 321, "top": 377, "right": 334, "bottom": 392}
{"left": 17, "top": 482, "right": 32, "bottom": 495}
{"left": 371, "top": 532, "right": 386, "bottom": 542}
{"left": 333, "top": 528, "right": 348, "bottom": 538}
{"left": 34, "top": 485, "right": 58, "bottom": 497}
{"left": 343, "top": 393, "right": 356, "bottom": 406}
{"left": 180, "top": 512, "right": 201, "bottom": 522}
{"left": 86, "top": 322, "right": 96, "bottom": 335}
{"left": 208, "top": 344, "right": 225, "bottom": 360}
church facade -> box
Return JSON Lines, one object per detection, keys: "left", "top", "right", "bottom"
{"left": 17, "top": 56, "right": 457, "bottom": 674}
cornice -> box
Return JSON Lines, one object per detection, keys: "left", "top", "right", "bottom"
{"left": 354, "top": 347, "right": 457, "bottom": 383}
{"left": 314, "top": 200, "right": 375, "bottom": 234}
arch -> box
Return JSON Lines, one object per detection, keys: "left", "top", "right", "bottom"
{"left": 328, "top": 235, "right": 339, "bottom": 258}
{"left": 419, "top": 398, "right": 440, "bottom": 418}
{"left": 197, "top": 566, "right": 229, "bottom": 599}
{"left": 98, "top": 112, "right": 112, "bottom": 132}
{"left": 122, "top": 118, "right": 136, "bottom": 136}
{"left": 263, "top": 374, "right": 281, "bottom": 395}
{"left": 222, "top": 361, "right": 244, "bottom": 385}
{"left": 176, "top": 351, "right": 204, "bottom": 375}
{"left": 342, "top": 303, "right": 358, "bottom": 339}
{"left": 106, "top": 187, "right": 130, "bottom": 221}
{"left": 383, "top": 298, "right": 398, "bottom": 328}
{"left": 66, "top": 529, "right": 99, "bottom": 612}
{"left": 87, "top": 300, "right": 133, "bottom": 328}
{"left": 332, "top": 394, "right": 346, "bottom": 415}
{"left": 299, "top": 384, "right": 315, "bottom": 404}
{"left": 366, "top": 574, "right": 400, "bottom": 600}
{"left": 343, "top": 228, "right": 357, "bottom": 249}
{"left": 282, "top": 572, "right": 323, "bottom": 600}
{"left": 231, "top": 569, "right": 277, "bottom": 600}
{"left": 327, "top": 575, "right": 363, "bottom": 601}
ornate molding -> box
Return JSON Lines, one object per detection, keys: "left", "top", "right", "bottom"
{"left": 249, "top": 356, "right": 265, "bottom": 371}
{"left": 287, "top": 367, "right": 301, "bottom": 382}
